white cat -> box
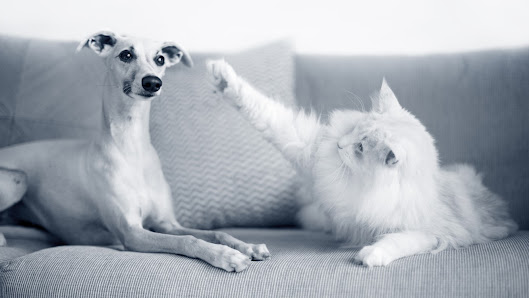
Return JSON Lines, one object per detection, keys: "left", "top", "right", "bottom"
{"left": 206, "top": 59, "right": 518, "bottom": 267}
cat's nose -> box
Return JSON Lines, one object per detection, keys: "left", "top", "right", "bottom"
{"left": 337, "top": 139, "right": 352, "bottom": 149}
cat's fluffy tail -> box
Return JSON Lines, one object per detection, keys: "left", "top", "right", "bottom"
{"left": 437, "top": 164, "right": 518, "bottom": 250}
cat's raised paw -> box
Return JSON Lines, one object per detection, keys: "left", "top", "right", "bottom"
{"left": 354, "top": 245, "right": 394, "bottom": 267}
{"left": 206, "top": 59, "right": 241, "bottom": 102}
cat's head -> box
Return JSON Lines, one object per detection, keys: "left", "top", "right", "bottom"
{"left": 315, "top": 80, "right": 440, "bottom": 235}
{"left": 332, "top": 79, "right": 438, "bottom": 178}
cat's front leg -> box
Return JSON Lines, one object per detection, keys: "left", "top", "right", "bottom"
{"left": 354, "top": 231, "right": 438, "bottom": 267}
{"left": 207, "top": 59, "right": 244, "bottom": 107}
{"left": 206, "top": 59, "right": 323, "bottom": 172}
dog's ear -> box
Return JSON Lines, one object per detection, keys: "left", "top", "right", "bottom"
{"left": 77, "top": 31, "right": 118, "bottom": 56}
{"left": 161, "top": 43, "right": 193, "bottom": 68}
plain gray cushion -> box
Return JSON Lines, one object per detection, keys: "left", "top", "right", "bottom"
{"left": 1, "top": 228, "right": 527, "bottom": 297}
{"left": 295, "top": 49, "right": 529, "bottom": 229}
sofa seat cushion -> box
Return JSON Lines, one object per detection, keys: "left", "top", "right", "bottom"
{"left": 1, "top": 228, "right": 527, "bottom": 297}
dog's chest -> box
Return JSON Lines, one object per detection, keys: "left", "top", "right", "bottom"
{"left": 112, "top": 160, "right": 170, "bottom": 219}
{"left": 93, "top": 142, "right": 172, "bottom": 221}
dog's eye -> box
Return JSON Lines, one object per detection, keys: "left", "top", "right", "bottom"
{"left": 119, "top": 50, "right": 133, "bottom": 63}
{"left": 155, "top": 55, "right": 165, "bottom": 66}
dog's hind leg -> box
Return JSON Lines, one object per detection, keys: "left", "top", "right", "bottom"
{"left": 0, "top": 167, "right": 28, "bottom": 246}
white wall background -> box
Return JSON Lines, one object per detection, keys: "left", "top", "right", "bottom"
{"left": 1, "top": 0, "right": 528, "bottom": 54}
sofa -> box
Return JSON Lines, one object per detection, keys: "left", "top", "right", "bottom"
{"left": 0, "top": 35, "right": 527, "bottom": 297}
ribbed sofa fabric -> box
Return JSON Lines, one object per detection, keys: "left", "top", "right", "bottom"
{"left": 1, "top": 228, "right": 528, "bottom": 297}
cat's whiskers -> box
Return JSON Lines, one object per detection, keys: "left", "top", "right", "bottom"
{"left": 325, "top": 162, "right": 348, "bottom": 189}
{"left": 326, "top": 163, "right": 345, "bottom": 184}
{"left": 336, "top": 162, "right": 351, "bottom": 192}
{"left": 340, "top": 163, "right": 350, "bottom": 185}
{"left": 319, "top": 136, "right": 338, "bottom": 142}
{"left": 344, "top": 89, "right": 366, "bottom": 112}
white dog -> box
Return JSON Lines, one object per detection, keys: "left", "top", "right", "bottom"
{"left": 0, "top": 32, "right": 269, "bottom": 272}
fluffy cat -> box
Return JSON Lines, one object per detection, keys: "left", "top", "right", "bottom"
{"left": 206, "top": 59, "right": 518, "bottom": 267}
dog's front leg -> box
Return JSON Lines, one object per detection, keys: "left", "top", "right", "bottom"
{"left": 154, "top": 225, "right": 271, "bottom": 261}
{"left": 105, "top": 214, "right": 251, "bottom": 272}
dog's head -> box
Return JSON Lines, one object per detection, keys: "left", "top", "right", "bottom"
{"left": 78, "top": 31, "right": 193, "bottom": 100}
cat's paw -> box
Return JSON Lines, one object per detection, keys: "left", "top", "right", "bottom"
{"left": 206, "top": 59, "right": 242, "bottom": 104}
{"left": 237, "top": 243, "right": 271, "bottom": 261}
{"left": 354, "top": 245, "right": 394, "bottom": 267}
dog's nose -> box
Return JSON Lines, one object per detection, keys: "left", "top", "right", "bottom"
{"left": 142, "top": 76, "right": 162, "bottom": 92}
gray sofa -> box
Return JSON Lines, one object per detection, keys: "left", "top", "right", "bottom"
{"left": 0, "top": 36, "right": 527, "bottom": 297}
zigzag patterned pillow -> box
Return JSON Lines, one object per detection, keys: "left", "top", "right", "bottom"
{"left": 151, "top": 41, "right": 300, "bottom": 229}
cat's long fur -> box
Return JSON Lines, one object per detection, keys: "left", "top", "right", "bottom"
{"left": 207, "top": 60, "right": 518, "bottom": 266}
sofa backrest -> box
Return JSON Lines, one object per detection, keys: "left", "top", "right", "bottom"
{"left": 0, "top": 34, "right": 527, "bottom": 229}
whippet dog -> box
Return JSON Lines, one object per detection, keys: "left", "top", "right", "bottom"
{"left": 0, "top": 31, "right": 269, "bottom": 272}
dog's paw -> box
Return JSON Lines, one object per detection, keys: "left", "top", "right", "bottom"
{"left": 213, "top": 246, "right": 251, "bottom": 272}
{"left": 238, "top": 243, "right": 271, "bottom": 261}
{"left": 354, "top": 245, "right": 394, "bottom": 267}
{"left": 206, "top": 59, "right": 241, "bottom": 104}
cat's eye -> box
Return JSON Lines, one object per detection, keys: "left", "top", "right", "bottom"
{"left": 355, "top": 143, "right": 363, "bottom": 153}
{"left": 155, "top": 55, "right": 165, "bottom": 66}
{"left": 119, "top": 50, "right": 134, "bottom": 63}
{"left": 385, "top": 150, "right": 398, "bottom": 166}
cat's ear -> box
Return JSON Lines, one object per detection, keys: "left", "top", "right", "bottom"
{"left": 372, "top": 78, "right": 402, "bottom": 113}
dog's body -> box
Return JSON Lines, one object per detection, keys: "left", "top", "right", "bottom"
{"left": 0, "top": 32, "right": 269, "bottom": 272}
{"left": 1, "top": 135, "right": 169, "bottom": 246}
{"left": 0, "top": 140, "right": 115, "bottom": 245}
